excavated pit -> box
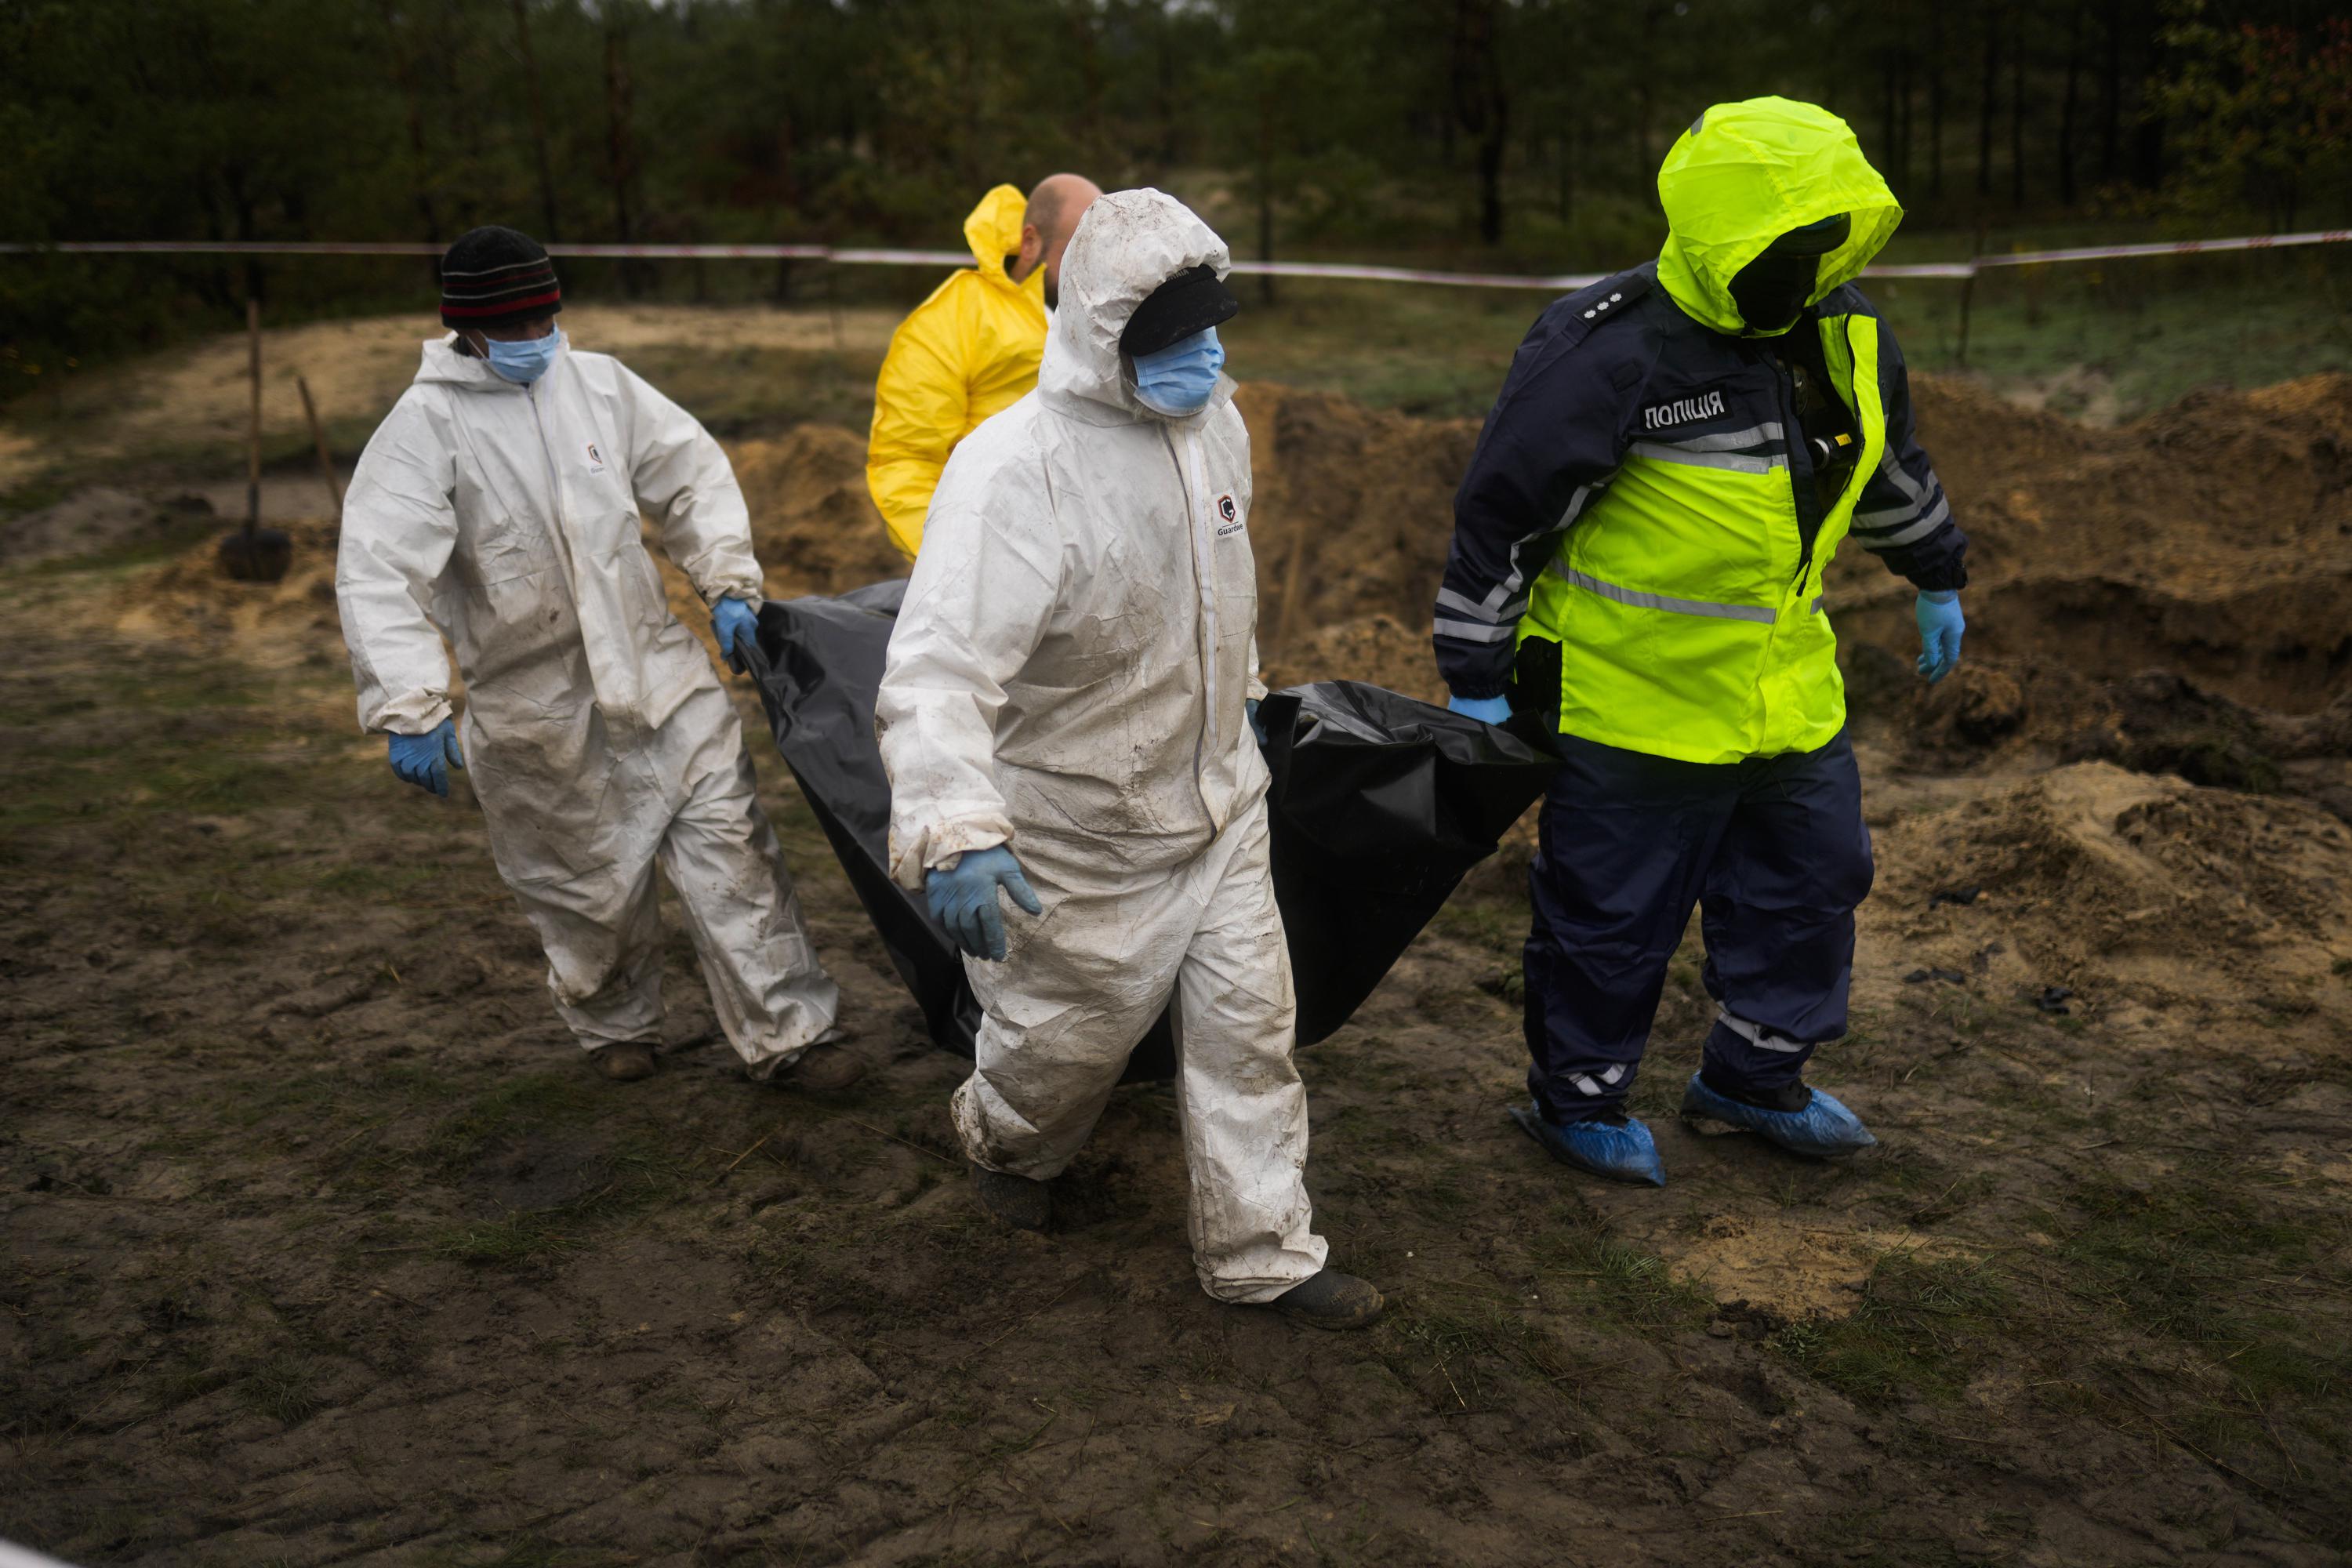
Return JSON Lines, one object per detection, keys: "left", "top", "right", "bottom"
{"left": 97, "top": 366, "right": 2352, "bottom": 1025}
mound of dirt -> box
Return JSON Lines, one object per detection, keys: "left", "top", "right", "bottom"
{"left": 725, "top": 424, "right": 906, "bottom": 600}
{"left": 1233, "top": 383, "right": 1480, "bottom": 662}
{"left": 1842, "top": 648, "right": 2352, "bottom": 826}
{"left": 1827, "top": 372, "right": 2352, "bottom": 713}
{"left": 1261, "top": 612, "right": 1447, "bottom": 706}
{"left": 2, "top": 488, "right": 216, "bottom": 564}
{"left": 116, "top": 517, "right": 347, "bottom": 672}
{"left": 1871, "top": 761, "right": 2352, "bottom": 1005}
{"left": 1239, "top": 372, "right": 2352, "bottom": 717}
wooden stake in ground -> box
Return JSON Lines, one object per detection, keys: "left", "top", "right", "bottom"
{"left": 216, "top": 297, "right": 292, "bottom": 583}
{"left": 296, "top": 374, "right": 343, "bottom": 522}
{"left": 246, "top": 297, "right": 263, "bottom": 541}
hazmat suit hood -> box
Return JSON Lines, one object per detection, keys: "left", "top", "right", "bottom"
{"left": 1656, "top": 97, "right": 1902, "bottom": 336}
{"left": 1037, "top": 188, "right": 1236, "bottom": 424}
{"left": 412, "top": 332, "right": 567, "bottom": 393}
{"left": 963, "top": 183, "right": 1045, "bottom": 303}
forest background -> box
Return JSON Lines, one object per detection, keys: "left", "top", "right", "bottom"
{"left": 5, "top": 0, "right": 2350, "bottom": 390}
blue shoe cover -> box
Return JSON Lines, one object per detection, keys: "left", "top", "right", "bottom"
{"left": 1508, "top": 1103, "right": 1666, "bottom": 1187}
{"left": 1679, "top": 1073, "right": 1878, "bottom": 1157}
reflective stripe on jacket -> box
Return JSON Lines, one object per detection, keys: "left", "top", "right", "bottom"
{"left": 866, "top": 185, "right": 1049, "bottom": 560}
{"left": 1433, "top": 97, "right": 1967, "bottom": 764}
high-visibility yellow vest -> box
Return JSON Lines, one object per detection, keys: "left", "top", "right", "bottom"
{"left": 1522, "top": 312, "right": 1888, "bottom": 764}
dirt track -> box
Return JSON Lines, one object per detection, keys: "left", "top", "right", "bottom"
{"left": 4, "top": 370, "right": 2350, "bottom": 1564}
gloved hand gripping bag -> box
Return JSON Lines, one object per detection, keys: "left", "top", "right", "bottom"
{"left": 746, "top": 583, "right": 1558, "bottom": 1077}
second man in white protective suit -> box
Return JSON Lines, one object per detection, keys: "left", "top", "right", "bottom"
{"left": 875, "top": 190, "right": 1382, "bottom": 1329}
{"left": 336, "top": 224, "right": 858, "bottom": 1091}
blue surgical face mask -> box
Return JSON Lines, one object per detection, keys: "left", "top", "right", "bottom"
{"left": 1131, "top": 327, "right": 1225, "bottom": 418}
{"left": 484, "top": 325, "right": 564, "bottom": 384}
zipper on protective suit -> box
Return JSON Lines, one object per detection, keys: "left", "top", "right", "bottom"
{"left": 1161, "top": 421, "right": 1221, "bottom": 831}
{"left": 526, "top": 379, "right": 576, "bottom": 607}
{"left": 520, "top": 373, "right": 621, "bottom": 728}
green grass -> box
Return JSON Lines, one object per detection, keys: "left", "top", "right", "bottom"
{"left": 1769, "top": 1252, "right": 2012, "bottom": 1408}
{"left": 1879, "top": 249, "right": 2352, "bottom": 418}
{"left": 2045, "top": 1173, "right": 2321, "bottom": 1342}
{"left": 1991, "top": 1163, "right": 2352, "bottom": 1513}
{"left": 0, "top": 649, "right": 321, "bottom": 841}
{"left": 1221, "top": 279, "right": 1555, "bottom": 419}
{"left": 1222, "top": 243, "right": 2352, "bottom": 422}
{"left": 1530, "top": 1231, "right": 1718, "bottom": 1332}
{"left": 421, "top": 1073, "right": 605, "bottom": 1160}
{"left": 24, "top": 515, "right": 227, "bottom": 577}
{"left": 237, "top": 1352, "right": 326, "bottom": 1427}
{"left": 425, "top": 1210, "right": 596, "bottom": 1268}
{"left": 619, "top": 344, "right": 881, "bottom": 437}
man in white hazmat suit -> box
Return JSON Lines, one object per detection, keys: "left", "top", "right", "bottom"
{"left": 336, "top": 224, "right": 860, "bottom": 1090}
{"left": 875, "top": 191, "right": 1382, "bottom": 1329}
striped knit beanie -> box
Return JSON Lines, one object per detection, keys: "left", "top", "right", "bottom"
{"left": 439, "top": 226, "right": 563, "bottom": 330}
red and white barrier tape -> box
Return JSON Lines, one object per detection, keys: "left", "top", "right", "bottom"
{"left": 2, "top": 229, "right": 2347, "bottom": 290}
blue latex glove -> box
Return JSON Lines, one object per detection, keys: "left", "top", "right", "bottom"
{"left": 712, "top": 596, "right": 758, "bottom": 674}
{"left": 387, "top": 718, "right": 464, "bottom": 798}
{"left": 1915, "top": 590, "right": 1965, "bottom": 684}
{"left": 925, "top": 844, "right": 1043, "bottom": 962}
{"left": 1247, "top": 696, "right": 1267, "bottom": 746}
{"left": 1448, "top": 692, "right": 1512, "bottom": 725}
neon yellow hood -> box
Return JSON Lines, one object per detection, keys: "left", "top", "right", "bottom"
{"left": 962, "top": 183, "right": 1044, "bottom": 302}
{"left": 1655, "top": 97, "right": 1901, "bottom": 336}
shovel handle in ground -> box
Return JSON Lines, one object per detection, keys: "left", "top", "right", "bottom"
{"left": 216, "top": 296, "right": 295, "bottom": 583}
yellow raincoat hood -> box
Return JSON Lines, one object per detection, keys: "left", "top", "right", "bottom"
{"left": 962, "top": 183, "right": 1044, "bottom": 298}
{"left": 1656, "top": 97, "right": 1901, "bottom": 336}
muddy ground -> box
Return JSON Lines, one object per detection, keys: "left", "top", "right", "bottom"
{"left": 3, "top": 349, "right": 2350, "bottom": 1566}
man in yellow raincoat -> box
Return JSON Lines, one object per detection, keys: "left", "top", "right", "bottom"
{"left": 866, "top": 174, "right": 1102, "bottom": 558}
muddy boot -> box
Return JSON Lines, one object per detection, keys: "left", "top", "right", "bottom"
{"left": 969, "top": 1164, "right": 1051, "bottom": 1232}
{"left": 1265, "top": 1269, "right": 1385, "bottom": 1330}
{"left": 590, "top": 1041, "right": 659, "bottom": 1082}
{"left": 763, "top": 1040, "right": 867, "bottom": 1094}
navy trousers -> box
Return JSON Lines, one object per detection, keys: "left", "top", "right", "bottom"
{"left": 1522, "top": 729, "right": 1874, "bottom": 1123}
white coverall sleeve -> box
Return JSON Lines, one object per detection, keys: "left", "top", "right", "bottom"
{"left": 615, "top": 364, "right": 764, "bottom": 608}
{"left": 876, "top": 454, "right": 1061, "bottom": 888}
{"left": 336, "top": 395, "right": 461, "bottom": 735}
{"left": 1247, "top": 632, "right": 1269, "bottom": 704}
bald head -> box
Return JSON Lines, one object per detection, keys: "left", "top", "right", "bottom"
{"left": 1014, "top": 173, "right": 1102, "bottom": 308}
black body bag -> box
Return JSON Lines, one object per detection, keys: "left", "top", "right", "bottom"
{"left": 745, "top": 580, "right": 1557, "bottom": 1080}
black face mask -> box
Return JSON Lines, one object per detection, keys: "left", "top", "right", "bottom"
{"left": 1729, "top": 251, "right": 1820, "bottom": 334}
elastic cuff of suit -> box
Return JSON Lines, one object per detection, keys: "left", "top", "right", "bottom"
{"left": 1697, "top": 1062, "right": 1810, "bottom": 1110}
{"left": 1905, "top": 565, "right": 1968, "bottom": 593}
{"left": 1448, "top": 682, "right": 1510, "bottom": 702}
{"left": 1533, "top": 1095, "right": 1634, "bottom": 1127}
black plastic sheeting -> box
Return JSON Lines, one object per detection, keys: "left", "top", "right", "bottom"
{"left": 746, "top": 580, "right": 1558, "bottom": 1080}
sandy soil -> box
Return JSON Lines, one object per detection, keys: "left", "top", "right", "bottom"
{"left": 3, "top": 368, "right": 2350, "bottom": 1565}
{"left": 0, "top": 304, "right": 902, "bottom": 499}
